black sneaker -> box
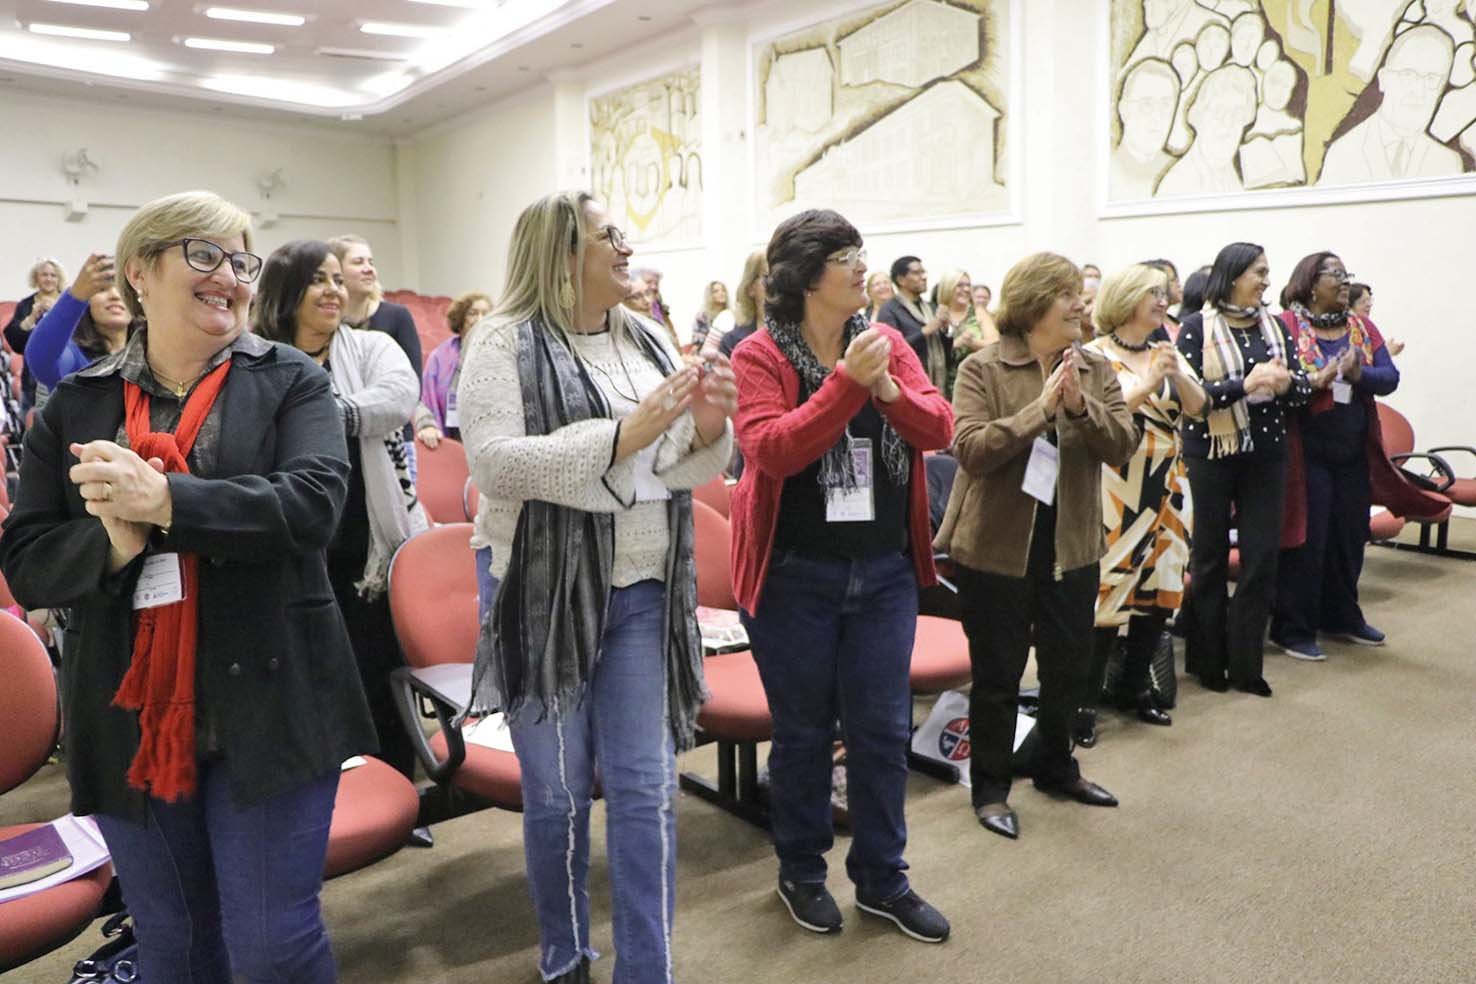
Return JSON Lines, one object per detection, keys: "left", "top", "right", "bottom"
{"left": 855, "top": 888, "right": 950, "bottom": 943}
{"left": 777, "top": 878, "right": 843, "bottom": 934}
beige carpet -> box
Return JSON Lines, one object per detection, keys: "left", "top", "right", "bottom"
{"left": 7, "top": 538, "right": 1476, "bottom": 984}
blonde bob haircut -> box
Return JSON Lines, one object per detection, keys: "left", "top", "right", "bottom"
{"left": 28, "top": 258, "right": 67, "bottom": 290}
{"left": 494, "top": 190, "right": 650, "bottom": 348}
{"left": 733, "top": 250, "right": 768, "bottom": 325}
{"left": 935, "top": 268, "right": 971, "bottom": 309}
{"left": 995, "top": 252, "right": 1083, "bottom": 339}
{"left": 116, "top": 190, "right": 253, "bottom": 319}
{"left": 327, "top": 234, "right": 384, "bottom": 303}
{"left": 1093, "top": 264, "right": 1168, "bottom": 336}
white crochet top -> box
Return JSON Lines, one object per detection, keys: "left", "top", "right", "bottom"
{"left": 458, "top": 318, "right": 732, "bottom": 587}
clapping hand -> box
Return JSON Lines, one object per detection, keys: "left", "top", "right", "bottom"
{"left": 1058, "top": 347, "right": 1086, "bottom": 415}
{"left": 689, "top": 353, "right": 738, "bottom": 445}
{"left": 840, "top": 329, "right": 892, "bottom": 389}
{"left": 1337, "top": 346, "right": 1362, "bottom": 382}
{"left": 1386, "top": 338, "right": 1405, "bottom": 357}
{"left": 69, "top": 441, "right": 170, "bottom": 572}
{"left": 1146, "top": 343, "right": 1178, "bottom": 387}
{"left": 615, "top": 366, "right": 698, "bottom": 462}
{"left": 69, "top": 253, "right": 116, "bottom": 302}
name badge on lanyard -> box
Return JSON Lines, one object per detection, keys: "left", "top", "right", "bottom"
{"left": 444, "top": 390, "right": 460, "bottom": 429}
{"left": 826, "top": 438, "right": 875, "bottom": 523}
{"left": 1331, "top": 377, "right": 1352, "bottom": 405}
{"left": 133, "top": 553, "right": 186, "bottom": 610}
{"left": 1022, "top": 436, "right": 1059, "bottom": 506}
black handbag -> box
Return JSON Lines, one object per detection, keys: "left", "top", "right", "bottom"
{"left": 68, "top": 912, "right": 140, "bottom": 983}
{"left": 1101, "top": 630, "right": 1178, "bottom": 709}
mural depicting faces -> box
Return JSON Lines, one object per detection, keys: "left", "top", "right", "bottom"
{"left": 1119, "top": 59, "right": 1181, "bottom": 157}
{"left": 1378, "top": 26, "right": 1455, "bottom": 136}
{"left": 1187, "top": 64, "right": 1257, "bottom": 159}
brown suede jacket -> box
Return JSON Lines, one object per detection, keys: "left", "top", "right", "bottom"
{"left": 935, "top": 333, "right": 1139, "bottom": 578}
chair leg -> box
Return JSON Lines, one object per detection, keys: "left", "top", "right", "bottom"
{"left": 680, "top": 738, "right": 772, "bottom": 830}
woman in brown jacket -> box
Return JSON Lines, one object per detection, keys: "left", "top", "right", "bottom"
{"left": 935, "top": 252, "right": 1138, "bottom": 840}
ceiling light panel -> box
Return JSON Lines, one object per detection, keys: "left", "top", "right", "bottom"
{"left": 26, "top": 23, "right": 132, "bottom": 41}
{"left": 202, "top": 7, "right": 306, "bottom": 27}
{"left": 182, "top": 37, "right": 275, "bottom": 54}
{"left": 44, "top": 0, "right": 150, "bottom": 11}
{"left": 359, "top": 21, "right": 445, "bottom": 39}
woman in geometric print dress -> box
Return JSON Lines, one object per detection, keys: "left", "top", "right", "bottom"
{"left": 1076, "top": 264, "right": 1207, "bottom": 746}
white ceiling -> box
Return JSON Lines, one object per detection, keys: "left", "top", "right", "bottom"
{"left": 0, "top": 0, "right": 723, "bottom": 135}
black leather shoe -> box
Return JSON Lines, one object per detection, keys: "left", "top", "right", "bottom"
{"left": 974, "top": 803, "right": 1019, "bottom": 839}
{"left": 1233, "top": 677, "right": 1273, "bottom": 698}
{"left": 1038, "top": 776, "right": 1119, "bottom": 807}
{"left": 1071, "top": 708, "right": 1098, "bottom": 748}
{"left": 551, "top": 957, "right": 590, "bottom": 984}
{"left": 1198, "top": 672, "right": 1229, "bottom": 692}
{"left": 1118, "top": 691, "right": 1171, "bottom": 726}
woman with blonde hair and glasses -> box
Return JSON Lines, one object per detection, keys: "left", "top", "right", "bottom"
{"left": 705, "top": 250, "right": 768, "bottom": 359}
{"left": 1075, "top": 264, "right": 1206, "bottom": 746}
{"left": 458, "top": 190, "right": 734, "bottom": 984}
{"left": 1, "top": 192, "right": 374, "bottom": 982}
{"left": 5, "top": 256, "right": 68, "bottom": 409}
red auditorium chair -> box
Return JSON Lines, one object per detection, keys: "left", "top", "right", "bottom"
{"left": 414, "top": 436, "right": 471, "bottom": 525}
{"left": 1368, "top": 507, "right": 1405, "bottom": 543}
{"left": 0, "top": 610, "right": 114, "bottom": 973}
{"left": 387, "top": 524, "right": 522, "bottom": 817}
{"left": 1375, "top": 403, "right": 1464, "bottom": 555}
{"left": 680, "top": 501, "right": 774, "bottom": 828}
{"left": 693, "top": 476, "right": 732, "bottom": 519}
{"left": 324, "top": 756, "right": 419, "bottom": 879}
{"left": 382, "top": 289, "right": 453, "bottom": 360}
{"left": 462, "top": 476, "right": 480, "bottom": 522}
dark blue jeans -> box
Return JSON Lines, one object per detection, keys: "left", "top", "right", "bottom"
{"left": 93, "top": 763, "right": 340, "bottom": 983}
{"left": 742, "top": 550, "right": 917, "bottom": 901}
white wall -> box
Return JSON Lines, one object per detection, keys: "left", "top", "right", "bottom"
{"left": 0, "top": 94, "right": 402, "bottom": 298}
{"left": 402, "top": 0, "right": 1474, "bottom": 457}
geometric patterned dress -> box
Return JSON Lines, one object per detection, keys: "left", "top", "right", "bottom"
{"left": 1085, "top": 338, "right": 1198, "bottom": 628}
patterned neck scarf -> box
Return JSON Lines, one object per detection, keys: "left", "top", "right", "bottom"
{"left": 765, "top": 312, "right": 910, "bottom": 490}
{"left": 1289, "top": 305, "right": 1372, "bottom": 371}
{"left": 1199, "top": 303, "right": 1287, "bottom": 458}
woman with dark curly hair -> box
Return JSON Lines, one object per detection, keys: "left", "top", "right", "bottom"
{"left": 415, "top": 289, "right": 492, "bottom": 448}
{"left": 730, "top": 209, "right": 954, "bottom": 943}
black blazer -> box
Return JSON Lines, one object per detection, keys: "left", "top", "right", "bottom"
{"left": 0, "top": 335, "right": 378, "bottom": 821}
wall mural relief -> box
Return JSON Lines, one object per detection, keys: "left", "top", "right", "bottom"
{"left": 589, "top": 67, "right": 702, "bottom": 245}
{"left": 754, "top": 0, "right": 1012, "bottom": 230}
{"left": 1108, "top": 0, "right": 1476, "bottom": 202}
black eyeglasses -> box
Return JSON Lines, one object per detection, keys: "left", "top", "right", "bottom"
{"left": 160, "top": 238, "right": 264, "bottom": 283}
{"left": 1317, "top": 269, "right": 1354, "bottom": 283}
{"left": 597, "top": 225, "right": 628, "bottom": 250}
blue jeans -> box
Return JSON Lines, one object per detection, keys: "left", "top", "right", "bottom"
{"left": 741, "top": 550, "right": 917, "bottom": 901}
{"left": 474, "top": 545, "right": 500, "bottom": 615}
{"left": 93, "top": 764, "right": 340, "bottom": 984}
{"left": 506, "top": 579, "right": 676, "bottom": 983}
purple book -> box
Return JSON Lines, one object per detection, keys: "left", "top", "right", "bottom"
{"left": 0, "top": 823, "right": 74, "bottom": 890}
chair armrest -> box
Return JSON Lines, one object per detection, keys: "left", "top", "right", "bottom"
{"left": 390, "top": 665, "right": 469, "bottom": 784}
{"left": 1425, "top": 446, "right": 1476, "bottom": 472}
{"left": 1389, "top": 452, "right": 1455, "bottom": 492}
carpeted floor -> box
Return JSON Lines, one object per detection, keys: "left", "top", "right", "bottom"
{"left": 7, "top": 537, "right": 1476, "bottom": 984}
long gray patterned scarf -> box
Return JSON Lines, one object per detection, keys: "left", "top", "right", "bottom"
{"left": 465, "top": 314, "right": 706, "bottom": 751}
{"left": 765, "top": 311, "right": 910, "bottom": 490}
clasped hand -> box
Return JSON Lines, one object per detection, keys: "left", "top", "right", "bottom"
{"left": 1243, "top": 357, "right": 1292, "bottom": 397}
{"left": 839, "top": 329, "right": 899, "bottom": 401}
{"left": 1039, "top": 347, "right": 1086, "bottom": 417}
{"left": 69, "top": 441, "right": 171, "bottom": 571}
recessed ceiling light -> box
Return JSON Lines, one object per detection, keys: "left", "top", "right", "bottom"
{"left": 203, "top": 7, "right": 306, "bottom": 27}
{"left": 26, "top": 23, "right": 131, "bottom": 42}
{"left": 45, "top": 0, "right": 150, "bottom": 11}
{"left": 359, "top": 21, "right": 443, "bottom": 38}
{"left": 183, "top": 36, "right": 275, "bottom": 54}
{"left": 0, "top": 34, "right": 163, "bottom": 77}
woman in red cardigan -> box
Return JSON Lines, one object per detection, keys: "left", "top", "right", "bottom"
{"left": 729, "top": 209, "right": 954, "bottom": 945}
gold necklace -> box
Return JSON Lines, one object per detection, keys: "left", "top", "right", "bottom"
{"left": 148, "top": 362, "right": 206, "bottom": 398}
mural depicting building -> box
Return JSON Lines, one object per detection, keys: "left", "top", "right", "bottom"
{"left": 1107, "top": 0, "right": 1476, "bottom": 203}
{"left": 792, "top": 80, "right": 1001, "bottom": 220}
{"left": 755, "top": 0, "right": 1011, "bottom": 229}
{"left": 837, "top": 0, "right": 981, "bottom": 88}
{"left": 589, "top": 67, "right": 702, "bottom": 245}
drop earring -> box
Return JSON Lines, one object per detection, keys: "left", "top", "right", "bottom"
{"left": 560, "top": 279, "right": 576, "bottom": 309}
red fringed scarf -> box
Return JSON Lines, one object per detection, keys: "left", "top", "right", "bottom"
{"left": 112, "top": 359, "right": 232, "bottom": 802}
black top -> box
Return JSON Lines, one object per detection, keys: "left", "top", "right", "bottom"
{"left": 774, "top": 398, "right": 909, "bottom": 559}
{"left": 1025, "top": 430, "right": 1058, "bottom": 578}
{"left": 4, "top": 293, "right": 41, "bottom": 405}
{"left": 364, "top": 300, "right": 423, "bottom": 378}
{"left": 718, "top": 320, "right": 758, "bottom": 358}
{"left": 1176, "top": 311, "right": 1311, "bottom": 461}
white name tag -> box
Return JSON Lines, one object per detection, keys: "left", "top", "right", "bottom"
{"left": 826, "top": 438, "right": 875, "bottom": 523}
{"left": 1022, "top": 436, "right": 1059, "bottom": 506}
{"left": 133, "top": 553, "right": 185, "bottom": 610}
{"left": 1331, "top": 379, "right": 1353, "bottom": 405}
{"left": 444, "top": 390, "right": 460, "bottom": 429}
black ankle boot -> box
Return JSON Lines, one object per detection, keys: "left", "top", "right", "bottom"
{"left": 1072, "top": 708, "right": 1098, "bottom": 748}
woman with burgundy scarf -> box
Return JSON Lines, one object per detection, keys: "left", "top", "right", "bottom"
{"left": 0, "top": 191, "right": 375, "bottom": 983}
{"left": 1269, "top": 252, "right": 1446, "bottom": 660}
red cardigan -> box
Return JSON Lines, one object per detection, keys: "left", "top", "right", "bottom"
{"left": 728, "top": 323, "right": 955, "bottom": 615}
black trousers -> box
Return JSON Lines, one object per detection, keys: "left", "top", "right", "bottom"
{"left": 328, "top": 555, "right": 416, "bottom": 780}
{"left": 1271, "top": 448, "right": 1370, "bottom": 643}
{"left": 1184, "top": 453, "right": 1288, "bottom": 686}
{"left": 956, "top": 563, "right": 1098, "bottom": 806}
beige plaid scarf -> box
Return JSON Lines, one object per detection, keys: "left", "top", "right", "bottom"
{"left": 1199, "top": 304, "right": 1286, "bottom": 459}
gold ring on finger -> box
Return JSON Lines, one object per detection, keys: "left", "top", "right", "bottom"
{"left": 102, "top": 481, "right": 114, "bottom": 500}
